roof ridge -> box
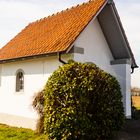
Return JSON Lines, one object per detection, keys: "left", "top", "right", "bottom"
{"left": 30, "top": 0, "right": 94, "bottom": 25}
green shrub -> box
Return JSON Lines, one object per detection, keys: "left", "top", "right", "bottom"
{"left": 32, "top": 90, "right": 45, "bottom": 133}
{"left": 43, "top": 61, "right": 125, "bottom": 139}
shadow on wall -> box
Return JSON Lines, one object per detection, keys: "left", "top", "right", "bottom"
{"left": 1, "top": 56, "right": 62, "bottom": 76}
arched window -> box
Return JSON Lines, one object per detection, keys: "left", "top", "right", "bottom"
{"left": 16, "top": 70, "right": 24, "bottom": 92}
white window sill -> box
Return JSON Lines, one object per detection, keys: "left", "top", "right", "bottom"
{"left": 15, "top": 91, "right": 24, "bottom": 95}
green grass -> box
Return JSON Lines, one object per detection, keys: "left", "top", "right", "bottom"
{"left": 0, "top": 124, "right": 47, "bottom": 140}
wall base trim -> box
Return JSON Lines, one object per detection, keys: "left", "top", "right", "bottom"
{"left": 0, "top": 113, "right": 37, "bottom": 130}
{"left": 126, "top": 115, "right": 131, "bottom": 119}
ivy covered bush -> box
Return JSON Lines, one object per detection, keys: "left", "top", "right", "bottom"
{"left": 43, "top": 61, "right": 125, "bottom": 139}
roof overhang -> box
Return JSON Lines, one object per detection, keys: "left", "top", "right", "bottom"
{"left": 0, "top": 45, "right": 85, "bottom": 64}
{"left": 98, "top": 0, "right": 138, "bottom": 68}
{"left": 0, "top": 51, "right": 65, "bottom": 64}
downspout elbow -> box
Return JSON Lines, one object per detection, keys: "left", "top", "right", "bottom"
{"left": 58, "top": 52, "right": 66, "bottom": 64}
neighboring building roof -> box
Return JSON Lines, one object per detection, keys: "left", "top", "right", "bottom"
{"left": 0, "top": 0, "right": 106, "bottom": 61}
{"left": 0, "top": 0, "right": 138, "bottom": 68}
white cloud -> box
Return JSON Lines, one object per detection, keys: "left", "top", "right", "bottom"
{"left": 131, "top": 69, "right": 140, "bottom": 87}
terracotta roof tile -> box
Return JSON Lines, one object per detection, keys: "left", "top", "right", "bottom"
{"left": 0, "top": 0, "right": 106, "bottom": 61}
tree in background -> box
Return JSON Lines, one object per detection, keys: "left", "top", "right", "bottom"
{"left": 131, "top": 87, "right": 140, "bottom": 96}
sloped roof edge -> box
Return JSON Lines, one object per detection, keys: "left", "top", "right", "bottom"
{"left": 110, "top": 1, "right": 138, "bottom": 68}
{"left": 66, "top": 0, "right": 108, "bottom": 53}
{"left": 98, "top": 0, "right": 138, "bottom": 69}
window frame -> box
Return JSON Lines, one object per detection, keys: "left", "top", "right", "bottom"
{"left": 15, "top": 69, "right": 25, "bottom": 93}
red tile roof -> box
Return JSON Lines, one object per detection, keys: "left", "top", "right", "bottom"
{"left": 0, "top": 0, "right": 106, "bottom": 61}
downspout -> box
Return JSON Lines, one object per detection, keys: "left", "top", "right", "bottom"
{"left": 58, "top": 52, "right": 66, "bottom": 64}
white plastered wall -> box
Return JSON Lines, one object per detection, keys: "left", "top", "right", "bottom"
{"left": 0, "top": 64, "right": 2, "bottom": 86}
{"left": 0, "top": 55, "right": 72, "bottom": 129}
{"left": 112, "top": 64, "right": 131, "bottom": 118}
{"left": 73, "top": 18, "right": 131, "bottom": 117}
{"left": 73, "top": 18, "right": 116, "bottom": 76}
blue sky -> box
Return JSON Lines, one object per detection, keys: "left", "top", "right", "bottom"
{"left": 0, "top": 0, "right": 139, "bottom": 87}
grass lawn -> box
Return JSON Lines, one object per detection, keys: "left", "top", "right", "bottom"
{"left": 0, "top": 124, "right": 47, "bottom": 140}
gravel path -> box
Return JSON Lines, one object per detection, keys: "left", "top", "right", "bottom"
{"left": 114, "top": 119, "right": 140, "bottom": 140}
